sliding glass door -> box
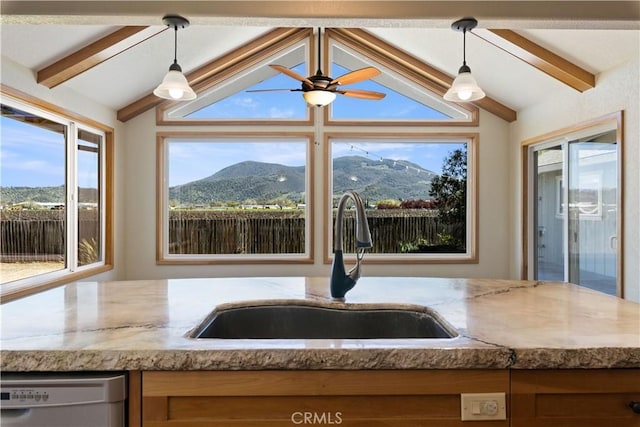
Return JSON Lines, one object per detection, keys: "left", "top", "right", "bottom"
{"left": 567, "top": 138, "right": 618, "bottom": 294}
{"left": 529, "top": 124, "right": 620, "bottom": 296}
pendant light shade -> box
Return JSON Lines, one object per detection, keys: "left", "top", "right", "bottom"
{"left": 303, "top": 90, "right": 336, "bottom": 107}
{"left": 153, "top": 15, "right": 196, "bottom": 101}
{"left": 444, "top": 17, "right": 485, "bottom": 103}
{"left": 154, "top": 64, "right": 196, "bottom": 101}
{"left": 444, "top": 65, "right": 485, "bottom": 102}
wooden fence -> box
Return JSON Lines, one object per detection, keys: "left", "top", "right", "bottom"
{"left": 1, "top": 219, "right": 66, "bottom": 261}
{"left": 1, "top": 210, "right": 464, "bottom": 259}
{"left": 1, "top": 211, "right": 99, "bottom": 262}
{"left": 169, "top": 217, "right": 307, "bottom": 254}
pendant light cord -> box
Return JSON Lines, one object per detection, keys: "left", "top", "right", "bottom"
{"left": 168, "top": 23, "right": 182, "bottom": 72}
{"left": 316, "top": 27, "right": 322, "bottom": 75}
{"left": 173, "top": 25, "right": 178, "bottom": 65}
{"left": 462, "top": 28, "right": 467, "bottom": 67}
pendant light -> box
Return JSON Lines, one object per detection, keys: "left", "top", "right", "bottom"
{"left": 153, "top": 15, "right": 196, "bottom": 101}
{"left": 444, "top": 17, "right": 485, "bottom": 103}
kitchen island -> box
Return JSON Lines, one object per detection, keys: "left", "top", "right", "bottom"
{"left": 1, "top": 276, "right": 638, "bottom": 370}
{"left": 2, "top": 277, "right": 639, "bottom": 426}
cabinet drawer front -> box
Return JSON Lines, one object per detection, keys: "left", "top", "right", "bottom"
{"left": 511, "top": 369, "right": 640, "bottom": 427}
{"left": 144, "top": 394, "right": 506, "bottom": 426}
{"left": 142, "top": 370, "right": 509, "bottom": 426}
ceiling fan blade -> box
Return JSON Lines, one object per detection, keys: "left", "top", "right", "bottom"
{"left": 336, "top": 89, "right": 386, "bottom": 100}
{"left": 330, "top": 67, "right": 381, "bottom": 86}
{"left": 246, "top": 88, "right": 301, "bottom": 93}
{"left": 270, "top": 64, "right": 314, "bottom": 87}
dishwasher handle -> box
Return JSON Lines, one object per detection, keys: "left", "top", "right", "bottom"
{"left": 0, "top": 408, "right": 31, "bottom": 420}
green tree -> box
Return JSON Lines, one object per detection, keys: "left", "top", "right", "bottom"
{"left": 429, "top": 148, "right": 466, "bottom": 225}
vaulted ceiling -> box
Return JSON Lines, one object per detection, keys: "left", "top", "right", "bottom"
{"left": 1, "top": 1, "right": 638, "bottom": 123}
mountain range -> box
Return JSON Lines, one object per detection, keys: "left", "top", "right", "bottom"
{"left": 169, "top": 155, "right": 438, "bottom": 205}
{"left": 0, "top": 156, "right": 439, "bottom": 206}
{"left": 0, "top": 186, "right": 97, "bottom": 205}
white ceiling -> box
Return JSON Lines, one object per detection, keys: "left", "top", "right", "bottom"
{"left": 1, "top": 2, "right": 638, "bottom": 117}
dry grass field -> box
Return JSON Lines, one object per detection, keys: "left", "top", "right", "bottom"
{"left": 0, "top": 262, "right": 63, "bottom": 283}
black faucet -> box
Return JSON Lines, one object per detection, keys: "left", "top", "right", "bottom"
{"left": 330, "top": 191, "right": 373, "bottom": 301}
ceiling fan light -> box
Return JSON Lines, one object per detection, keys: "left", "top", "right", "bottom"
{"left": 153, "top": 68, "right": 197, "bottom": 101}
{"left": 444, "top": 70, "right": 485, "bottom": 102}
{"left": 303, "top": 90, "right": 336, "bottom": 107}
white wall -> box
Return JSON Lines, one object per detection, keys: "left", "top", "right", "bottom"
{"left": 122, "top": 108, "right": 513, "bottom": 280}
{"left": 509, "top": 56, "right": 640, "bottom": 302}
{"left": 0, "top": 57, "right": 126, "bottom": 283}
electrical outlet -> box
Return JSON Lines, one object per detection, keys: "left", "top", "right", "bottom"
{"left": 460, "top": 392, "right": 506, "bottom": 421}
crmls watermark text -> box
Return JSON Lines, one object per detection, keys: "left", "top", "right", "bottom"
{"left": 291, "top": 412, "right": 343, "bottom": 424}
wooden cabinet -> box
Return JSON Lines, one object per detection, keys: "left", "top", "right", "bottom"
{"left": 511, "top": 369, "right": 640, "bottom": 427}
{"left": 136, "top": 368, "right": 640, "bottom": 426}
{"left": 141, "top": 370, "right": 509, "bottom": 426}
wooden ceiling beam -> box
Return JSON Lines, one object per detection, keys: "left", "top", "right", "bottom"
{"left": 37, "top": 26, "right": 166, "bottom": 89}
{"left": 473, "top": 29, "right": 596, "bottom": 92}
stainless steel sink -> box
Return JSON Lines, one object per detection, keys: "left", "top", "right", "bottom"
{"left": 190, "top": 300, "right": 457, "bottom": 339}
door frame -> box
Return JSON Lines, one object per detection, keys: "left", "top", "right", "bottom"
{"left": 521, "top": 111, "right": 624, "bottom": 296}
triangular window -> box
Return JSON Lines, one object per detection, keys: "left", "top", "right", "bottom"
{"left": 330, "top": 64, "right": 450, "bottom": 120}
{"left": 160, "top": 35, "right": 313, "bottom": 124}
{"left": 183, "top": 63, "right": 309, "bottom": 120}
{"left": 327, "top": 35, "right": 476, "bottom": 124}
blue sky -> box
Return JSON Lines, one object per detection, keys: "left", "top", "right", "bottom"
{"left": 1, "top": 114, "right": 100, "bottom": 188}
{"left": 188, "top": 63, "right": 449, "bottom": 120}
{"left": 1, "top": 116, "right": 66, "bottom": 187}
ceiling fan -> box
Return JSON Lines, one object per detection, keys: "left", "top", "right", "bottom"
{"left": 248, "top": 28, "right": 386, "bottom": 107}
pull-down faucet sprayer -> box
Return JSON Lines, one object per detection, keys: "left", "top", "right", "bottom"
{"left": 330, "top": 191, "right": 373, "bottom": 301}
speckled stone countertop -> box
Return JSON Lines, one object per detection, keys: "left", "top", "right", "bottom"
{"left": 1, "top": 277, "right": 638, "bottom": 371}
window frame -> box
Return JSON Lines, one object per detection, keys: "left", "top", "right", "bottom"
{"left": 323, "top": 132, "right": 479, "bottom": 264}
{"left": 0, "top": 85, "right": 113, "bottom": 302}
{"left": 156, "top": 132, "right": 315, "bottom": 264}
{"left": 153, "top": 28, "right": 482, "bottom": 267}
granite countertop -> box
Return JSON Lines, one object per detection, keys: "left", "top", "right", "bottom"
{"left": 1, "top": 277, "right": 638, "bottom": 371}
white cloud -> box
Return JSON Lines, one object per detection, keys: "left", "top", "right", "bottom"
{"left": 233, "top": 97, "right": 259, "bottom": 109}
{"left": 268, "top": 107, "right": 296, "bottom": 118}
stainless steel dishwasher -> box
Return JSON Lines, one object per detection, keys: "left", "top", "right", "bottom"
{"left": 0, "top": 372, "right": 126, "bottom": 427}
